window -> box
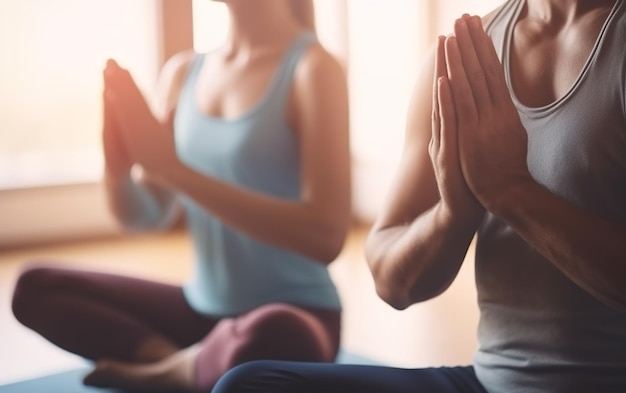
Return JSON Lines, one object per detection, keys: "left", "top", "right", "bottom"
{"left": 0, "top": 0, "right": 506, "bottom": 247}
{"left": 191, "top": 0, "right": 346, "bottom": 61}
{"left": 347, "top": 0, "right": 505, "bottom": 222}
{"left": 0, "top": 0, "right": 160, "bottom": 189}
{"left": 191, "top": 0, "right": 229, "bottom": 53}
{"left": 0, "top": 0, "right": 182, "bottom": 248}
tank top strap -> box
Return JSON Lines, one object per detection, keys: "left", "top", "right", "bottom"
{"left": 485, "top": 0, "right": 523, "bottom": 60}
{"left": 187, "top": 52, "right": 205, "bottom": 82}
{"left": 176, "top": 51, "right": 208, "bottom": 111}
{"left": 266, "top": 31, "right": 318, "bottom": 116}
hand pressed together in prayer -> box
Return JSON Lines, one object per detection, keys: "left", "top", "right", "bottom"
{"left": 437, "top": 14, "right": 533, "bottom": 214}
{"left": 103, "top": 59, "right": 181, "bottom": 186}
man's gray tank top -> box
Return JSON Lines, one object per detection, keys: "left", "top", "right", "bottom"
{"left": 474, "top": 0, "right": 626, "bottom": 392}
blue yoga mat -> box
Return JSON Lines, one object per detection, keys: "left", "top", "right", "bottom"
{"left": 0, "top": 350, "right": 382, "bottom": 392}
{"left": 0, "top": 368, "right": 120, "bottom": 393}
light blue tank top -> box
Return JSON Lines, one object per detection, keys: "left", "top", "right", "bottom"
{"left": 173, "top": 32, "right": 342, "bottom": 317}
{"left": 474, "top": 1, "right": 626, "bottom": 392}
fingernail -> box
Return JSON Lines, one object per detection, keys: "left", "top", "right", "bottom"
{"left": 470, "top": 15, "right": 481, "bottom": 28}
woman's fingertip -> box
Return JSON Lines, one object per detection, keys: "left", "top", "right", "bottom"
{"left": 446, "top": 36, "right": 457, "bottom": 48}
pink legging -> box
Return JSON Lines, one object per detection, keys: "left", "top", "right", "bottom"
{"left": 11, "top": 263, "right": 341, "bottom": 391}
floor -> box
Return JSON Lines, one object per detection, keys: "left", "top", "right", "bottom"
{"left": 0, "top": 225, "right": 479, "bottom": 385}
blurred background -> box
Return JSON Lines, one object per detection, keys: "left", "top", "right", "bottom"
{"left": 0, "top": 0, "right": 503, "bottom": 385}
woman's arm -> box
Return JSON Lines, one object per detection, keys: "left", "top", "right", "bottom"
{"left": 103, "top": 171, "right": 180, "bottom": 232}
{"left": 102, "top": 51, "right": 194, "bottom": 232}
{"left": 105, "top": 44, "right": 351, "bottom": 264}
{"left": 160, "top": 45, "right": 352, "bottom": 264}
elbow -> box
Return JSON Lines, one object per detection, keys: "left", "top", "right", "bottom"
{"left": 372, "top": 274, "right": 441, "bottom": 310}
{"left": 315, "top": 225, "right": 349, "bottom": 264}
{"left": 323, "top": 235, "right": 347, "bottom": 264}
{"left": 114, "top": 213, "right": 157, "bottom": 233}
{"left": 365, "top": 232, "right": 412, "bottom": 310}
{"left": 116, "top": 215, "right": 170, "bottom": 234}
{"left": 113, "top": 206, "right": 177, "bottom": 234}
{"left": 119, "top": 222, "right": 155, "bottom": 234}
{"left": 374, "top": 281, "right": 412, "bottom": 310}
{"left": 368, "top": 259, "right": 413, "bottom": 310}
{"left": 112, "top": 220, "right": 153, "bottom": 236}
{"left": 309, "top": 217, "right": 351, "bottom": 264}
{"left": 376, "top": 285, "right": 412, "bottom": 311}
{"left": 108, "top": 205, "right": 151, "bottom": 233}
{"left": 367, "top": 254, "right": 439, "bottom": 310}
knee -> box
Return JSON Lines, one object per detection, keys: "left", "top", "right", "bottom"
{"left": 212, "top": 360, "right": 294, "bottom": 393}
{"left": 11, "top": 264, "right": 60, "bottom": 323}
{"left": 244, "top": 304, "right": 331, "bottom": 360}
{"left": 247, "top": 304, "right": 313, "bottom": 343}
{"left": 249, "top": 304, "right": 312, "bottom": 335}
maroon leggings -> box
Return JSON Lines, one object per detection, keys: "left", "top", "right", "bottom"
{"left": 11, "top": 263, "right": 341, "bottom": 391}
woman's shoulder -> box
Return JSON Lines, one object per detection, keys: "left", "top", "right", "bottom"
{"left": 293, "top": 38, "right": 346, "bottom": 86}
{"left": 154, "top": 49, "right": 199, "bottom": 119}
{"left": 163, "top": 49, "right": 198, "bottom": 79}
{"left": 160, "top": 49, "right": 199, "bottom": 95}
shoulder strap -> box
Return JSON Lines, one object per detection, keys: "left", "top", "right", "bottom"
{"left": 266, "top": 32, "right": 318, "bottom": 115}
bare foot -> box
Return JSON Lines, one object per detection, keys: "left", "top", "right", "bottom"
{"left": 134, "top": 336, "right": 181, "bottom": 363}
{"left": 83, "top": 345, "right": 201, "bottom": 392}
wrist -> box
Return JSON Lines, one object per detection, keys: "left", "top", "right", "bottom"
{"left": 483, "top": 175, "right": 537, "bottom": 216}
{"left": 150, "top": 159, "right": 187, "bottom": 190}
{"left": 104, "top": 164, "right": 132, "bottom": 181}
{"left": 437, "top": 200, "right": 485, "bottom": 234}
{"left": 104, "top": 158, "right": 133, "bottom": 177}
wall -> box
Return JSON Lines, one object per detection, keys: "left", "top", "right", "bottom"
{"left": 0, "top": 0, "right": 506, "bottom": 246}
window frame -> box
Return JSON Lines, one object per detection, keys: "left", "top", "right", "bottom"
{"left": 0, "top": 0, "right": 194, "bottom": 249}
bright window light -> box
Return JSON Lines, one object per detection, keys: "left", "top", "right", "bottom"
{"left": 191, "top": 0, "right": 229, "bottom": 53}
{"left": 0, "top": 0, "right": 160, "bottom": 189}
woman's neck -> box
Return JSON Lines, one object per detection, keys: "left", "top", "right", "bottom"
{"left": 223, "top": 0, "right": 301, "bottom": 54}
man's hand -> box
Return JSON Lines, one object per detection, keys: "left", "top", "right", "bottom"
{"left": 430, "top": 35, "right": 485, "bottom": 221}
{"left": 446, "top": 15, "right": 533, "bottom": 213}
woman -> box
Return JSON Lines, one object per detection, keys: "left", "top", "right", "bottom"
{"left": 11, "top": 0, "right": 351, "bottom": 392}
{"left": 211, "top": 0, "right": 626, "bottom": 392}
